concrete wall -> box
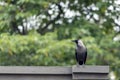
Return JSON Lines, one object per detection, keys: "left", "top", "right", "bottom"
{"left": 0, "top": 65, "right": 109, "bottom": 80}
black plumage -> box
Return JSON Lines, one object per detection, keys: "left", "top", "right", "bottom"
{"left": 73, "top": 40, "right": 87, "bottom": 65}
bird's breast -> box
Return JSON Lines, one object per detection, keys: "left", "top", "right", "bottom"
{"left": 76, "top": 47, "right": 86, "bottom": 54}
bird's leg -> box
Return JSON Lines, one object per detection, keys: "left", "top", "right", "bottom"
{"left": 82, "top": 62, "right": 85, "bottom": 68}
{"left": 76, "top": 63, "right": 79, "bottom": 67}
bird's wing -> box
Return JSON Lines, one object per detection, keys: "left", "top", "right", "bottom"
{"left": 75, "top": 50, "right": 79, "bottom": 63}
{"left": 83, "top": 48, "right": 87, "bottom": 64}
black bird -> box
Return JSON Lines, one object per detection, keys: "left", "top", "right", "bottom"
{"left": 72, "top": 40, "right": 87, "bottom": 65}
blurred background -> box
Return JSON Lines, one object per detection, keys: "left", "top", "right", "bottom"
{"left": 0, "top": 0, "right": 120, "bottom": 80}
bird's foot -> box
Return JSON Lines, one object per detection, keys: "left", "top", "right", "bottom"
{"left": 76, "top": 63, "right": 80, "bottom": 67}
{"left": 82, "top": 64, "right": 85, "bottom": 68}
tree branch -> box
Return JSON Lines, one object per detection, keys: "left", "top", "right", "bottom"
{"left": 38, "top": 3, "right": 63, "bottom": 34}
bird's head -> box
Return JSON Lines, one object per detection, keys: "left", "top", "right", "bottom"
{"left": 72, "top": 40, "right": 78, "bottom": 43}
{"left": 72, "top": 39, "right": 85, "bottom": 47}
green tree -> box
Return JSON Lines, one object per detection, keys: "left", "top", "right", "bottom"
{"left": 0, "top": 0, "right": 120, "bottom": 35}
{"left": 0, "top": 0, "right": 120, "bottom": 79}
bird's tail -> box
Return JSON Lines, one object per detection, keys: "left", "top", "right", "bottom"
{"left": 79, "top": 61, "right": 84, "bottom": 65}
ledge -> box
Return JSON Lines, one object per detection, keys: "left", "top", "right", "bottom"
{"left": 0, "top": 65, "right": 109, "bottom": 80}
{"left": 72, "top": 65, "right": 109, "bottom": 80}
{"left": 0, "top": 66, "right": 72, "bottom": 74}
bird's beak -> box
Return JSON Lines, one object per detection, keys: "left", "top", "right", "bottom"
{"left": 72, "top": 40, "right": 75, "bottom": 42}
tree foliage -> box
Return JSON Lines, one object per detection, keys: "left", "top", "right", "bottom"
{"left": 0, "top": 0, "right": 120, "bottom": 35}
{"left": 0, "top": 0, "right": 120, "bottom": 79}
{"left": 0, "top": 32, "right": 74, "bottom": 66}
